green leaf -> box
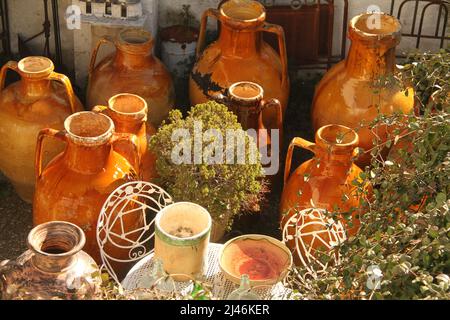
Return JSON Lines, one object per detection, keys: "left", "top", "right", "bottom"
{"left": 435, "top": 193, "right": 446, "bottom": 206}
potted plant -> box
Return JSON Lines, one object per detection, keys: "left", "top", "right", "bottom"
{"left": 160, "top": 4, "right": 199, "bottom": 80}
{"left": 149, "top": 101, "right": 265, "bottom": 242}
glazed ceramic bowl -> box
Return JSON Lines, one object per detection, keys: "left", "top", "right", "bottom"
{"left": 219, "top": 234, "right": 293, "bottom": 286}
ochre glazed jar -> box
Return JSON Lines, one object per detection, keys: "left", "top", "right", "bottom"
{"left": 87, "top": 28, "right": 175, "bottom": 127}
{"left": 280, "top": 125, "right": 369, "bottom": 237}
{"left": 0, "top": 221, "right": 101, "bottom": 300}
{"left": 311, "top": 13, "right": 414, "bottom": 167}
{"left": 33, "top": 112, "right": 142, "bottom": 276}
{"left": 0, "top": 56, "right": 83, "bottom": 202}
{"left": 93, "top": 93, "right": 157, "bottom": 182}
{"left": 189, "top": 0, "right": 289, "bottom": 131}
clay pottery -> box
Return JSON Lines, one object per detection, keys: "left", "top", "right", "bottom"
{"left": 0, "top": 221, "right": 101, "bottom": 300}
{"left": 0, "top": 56, "right": 83, "bottom": 202}
{"left": 280, "top": 125, "right": 369, "bottom": 237}
{"left": 311, "top": 13, "right": 415, "bottom": 167}
{"left": 154, "top": 202, "right": 212, "bottom": 282}
{"left": 219, "top": 234, "right": 292, "bottom": 286}
{"left": 160, "top": 25, "right": 199, "bottom": 79}
{"left": 189, "top": 0, "right": 289, "bottom": 131}
{"left": 33, "top": 111, "right": 142, "bottom": 277}
{"left": 281, "top": 208, "right": 347, "bottom": 268}
{"left": 93, "top": 93, "right": 157, "bottom": 182}
{"left": 215, "top": 81, "right": 283, "bottom": 176}
{"left": 87, "top": 28, "right": 175, "bottom": 127}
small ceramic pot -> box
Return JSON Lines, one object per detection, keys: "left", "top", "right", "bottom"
{"left": 219, "top": 234, "right": 292, "bottom": 286}
{"left": 160, "top": 25, "right": 199, "bottom": 79}
{"left": 154, "top": 202, "right": 212, "bottom": 281}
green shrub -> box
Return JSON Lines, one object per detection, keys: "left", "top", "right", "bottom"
{"left": 287, "top": 50, "right": 450, "bottom": 300}
{"left": 149, "top": 101, "right": 265, "bottom": 230}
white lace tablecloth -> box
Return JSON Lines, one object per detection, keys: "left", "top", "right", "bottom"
{"left": 122, "top": 243, "right": 293, "bottom": 300}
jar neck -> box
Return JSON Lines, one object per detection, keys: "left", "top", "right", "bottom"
{"left": 109, "top": 113, "right": 145, "bottom": 134}
{"left": 28, "top": 222, "right": 85, "bottom": 274}
{"left": 19, "top": 77, "right": 51, "bottom": 98}
{"left": 218, "top": 24, "right": 261, "bottom": 58}
{"left": 32, "top": 252, "right": 76, "bottom": 273}
{"left": 64, "top": 141, "right": 111, "bottom": 174}
{"left": 346, "top": 39, "right": 397, "bottom": 78}
{"left": 114, "top": 48, "right": 152, "bottom": 69}
{"left": 314, "top": 148, "right": 355, "bottom": 176}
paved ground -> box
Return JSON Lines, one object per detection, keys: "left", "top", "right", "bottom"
{"left": 0, "top": 176, "right": 33, "bottom": 261}
{"left": 0, "top": 77, "right": 316, "bottom": 261}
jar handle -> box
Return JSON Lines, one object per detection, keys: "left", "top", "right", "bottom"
{"left": 0, "top": 61, "right": 19, "bottom": 91}
{"left": 35, "top": 128, "right": 67, "bottom": 180}
{"left": 259, "top": 98, "right": 283, "bottom": 132}
{"left": 284, "top": 137, "right": 316, "bottom": 185}
{"left": 111, "top": 133, "right": 141, "bottom": 177}
{"left": 89, "top": 37, "right": 115, "bottom": 78}
{"left": 259, "top": 98, "right": 283, "bottom": 151}
{"left": 47, "top": 71, "right": 78, "bottom": 114}
{"left": 196, "top": 8, "right": 221, "bottom": 58}
{"left": 258, "top": 22, "right": 289, "bottom": 89}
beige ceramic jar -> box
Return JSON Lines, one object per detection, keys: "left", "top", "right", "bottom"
{"left": 0, "top": 56, "right": 83, "bottom": 202}
{"left": 154, "top": 202, "right": 212, "bottom": 281}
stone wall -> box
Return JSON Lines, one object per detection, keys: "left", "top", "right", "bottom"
{"left": 6, "top": 0, "right": 448, "bottom": 82}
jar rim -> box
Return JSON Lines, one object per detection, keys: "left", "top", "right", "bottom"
{"left": 27, "top": 221, "right": 86, "bottom": 258}
{"left": 108, "top": 93, "right": 148, "bottom": 121}
{"left": 349, "top": 13, "right": 401, "bottom": 42}
{"left": 155, "top": 202, "right": 212, "bottom": 243}
{"left": 64, "top": 111, "right": 114, "bottom": 146}
{"left": 316, "top": 124, "right": 359, "bottom": 149}
{"left": 220, "top": 0, "right": 266, "bottom": 28}
{"left": 117, "top": 28, "right": 154, "bottom": 53}
{"left": 17, "top": 56, "right": 54, "bottom": 78}
{"left": 229, "top": 81, "right": 264, "bottom": 102}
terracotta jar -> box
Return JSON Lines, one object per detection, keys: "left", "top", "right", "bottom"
{"left": 215, "top": 81, "right": 282, "bottom": 170}
{"left": 189, "top": 0, "right": 289, "bottom": 131}
{"left": 281, "top": 208, "right": 346, "bottom": 268}
{"left": 280, "top": 125, "right": 368, "bottom": 237}
{"left": 33, "top": 112, "right": 142, "bottom": 274}
{"left": 93, "top": 93, "right": 157, "bottom": 182}
{"left": 0, "top": 56, "right": 83, "bottom": 202}
{"left": 311, "top": 13, "right": 415, "bottom": 167}
{"left": 0, "top": 221, "right": 101, "bottom": 300}
{"left": 87, "top": 28, "right": 175, "bottom": 127}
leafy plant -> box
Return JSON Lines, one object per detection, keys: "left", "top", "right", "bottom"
{"left": 165, "top": 4, "right": 198, "bottom": 30}
{"left": 180, "top": 4, "right": 195, "bottom": 29}
{"left": 150, "top": 101, "right": 265, "bottom": 232}
{"left": 286, "top": 50, "right": 450, "bottom": 300}
{"left": 400, "top": 49, "right": 449, "bottom": 110}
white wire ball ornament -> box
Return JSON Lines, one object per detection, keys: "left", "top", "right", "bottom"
{"left": 96, "top": 181, "right": 173, "bottom": 284}
{"left": 282, "top": 208, "right": 347, "bottom": 275}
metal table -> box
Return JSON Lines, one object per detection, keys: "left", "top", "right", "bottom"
{"left": 122, "top": 243, "right": 293, "bottom": 300}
